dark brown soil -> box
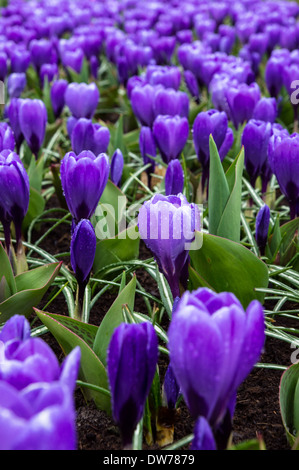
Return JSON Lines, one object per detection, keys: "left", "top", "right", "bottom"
{"left": 28, "top": 194, "right": 298, "bottom": 451}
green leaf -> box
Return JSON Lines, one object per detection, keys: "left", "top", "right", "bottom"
{"left": 0, "top": 242, "right": 16, "bottom": 295}
{"left": 22, "top": 187, "right": 46, "bottom": 232}
{"left": 279, "top": 217, "right": 299, "bottom": 265}
{"left": 189, "top": 232, "right": 269, "bottom": 308}
{"left": 0, "top": 262, "right": 61, "bottom": 324}
{"left": 34, "top": 310, "right": 111, "bottom": 412}
{"left": 279, "top": 362, "right": 299, "bottom": 449}
{"left": 208, "top": 136, "right": 244, "bottom": 242}
{"left": 93, "top": 275, "right": 137, "bottom": 366}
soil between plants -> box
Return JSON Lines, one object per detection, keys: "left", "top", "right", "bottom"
{"left": 30, "top": 196, "right": 298, "bottom": 451}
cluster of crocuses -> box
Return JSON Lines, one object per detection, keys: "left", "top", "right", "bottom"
{"left": 0, "top": 314, "right": 81, "bottom": 450}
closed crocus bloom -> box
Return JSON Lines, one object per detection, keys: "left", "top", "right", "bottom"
{"left": 226, "top": 82, "right": 261, "bottom": 129}
{"left": 110, "top": 148, "right": 124, "bottom": 186}
{"left": 10, "top": 48, "right": 31, "bottom": 73}
{"left": 5, "top": 98, "right": 24, "bottom": 152}
{"left": 184, "top": 70, "right": 200, "bottom": 103}
{"left": 40, "top": 63, "right": 58, "bottom": 88}
{"left": 61, "top": 48, "right": 84, "bottom": 74}
{"left": 146, "top": 65, "right": 181, "bottom": 90}
{"left": 253, "top": 97, "right": 278, "bottom": 123}
{"left": 65, "top": 82, "right": 99, "bottom": 119}
{"left": 153, "top": 115, "right": 189, "bottom": 164}
{"left": 163, "top": 364, "right": 181, "bottom": 409}
{"left": 60, "top": 150, "right": 110, "bottom": 222}
{"left": 7, "top": 73, "right": 26, "bottom": 99}
{"left": 241, "top": 119, "right": 272, "bottom": 188}
{"left": 29, "top": 39, "right": 55, "bottom": 72}
{"left": 268, "top": 133, "right": 299, "bottom": 219}
{"left": 138, "top": 193, "right": 200, "bottom": 297}
{"left": 70, "top": 218, "right": 96, "bottom": 287}
{"left": 0, "top": 52, "right": 7, "bottom": 81}
{"left": 0, "top": 150, "right": 29, "bottom": 249}
{"left": 50, "top": 79, "right": 68, "bottom": 119}
{"left": 139, "top": 126, "right": 156, "bottom": 186}
{"left": 218, "top": 127, "right": 234, "bottom": 161}
{"left": 0, "top": 123, "right": 15, "bottom": 152}
{"left": 165, "top": 159, "right": 184, "bottom": 196}
{"left": 265, "top": 56, "right": 286, "bottom": 98}
{"left": 154, "top": 88, "right": 189, "bottom": 119}
{"left": 70, "top": 118, "right": 110, "bottom": 156}
{"left": 168, "top": 288, "right": 265, "bottom": 444}
{"left": 193, "top": 109, "right": 229, "bottom": 189}
{"left": 107, "top": 322, "right": 158, "bottom": 449}
{"left": 19, "top": 99, "right": 47, "bottom": 158}
{"left": 191, "top": 417, "right": 217, "bottom": 451}
{"left": 130, "top": 84, "right": 162, "bottom": 128}
{"left": 255, "top": 205, "right": 270, "bottom": 256}
{"left": 0, "top": 315, "right": 80, "bottom": 450}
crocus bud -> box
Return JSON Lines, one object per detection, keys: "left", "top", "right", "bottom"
{"left": 18, "top": 99, "right": 47, "bottom": 158}
{"left": 139, "top": 126, "right": 156, "bottom": 186}
{"left": 130, "top": 84, "right": 162, "bottom": 128}
{"left": 70, "top": 118, "right": 110, "bottom": 156}
{"left": 153, "top": 115, "right": 189, "bottom": 164}
{"left": 107, "top": 322, "right": 158, "bottom": 449}
{"left": 265, "top": 56, "right": 286, "bottom": 98}
{"left": 138, "top": 193, "right": 200, "bottom": 297}
{"left": 7, "top": 73, "right": 26, "bottom": 99}
{"left": 50, "top": 79, "right": 68, "bottom": 119}
{"left": 60, "top": 150, "right": 110, "bottom": 222}
{"left": 154, "top": 88, "right": 189, "bottom": 119}
{"left": 5, "top": 98, "right": 24, "bottom": 152}
{"left": 0, "top": 150, "right": 29, "bottom": 249}
{"left": 10, "top": 48, "right": 31, "bottom": 74}
{"left": 191, "top": 417, "right": 217, "bottom": 451}
{"left": 163, "top": 364, "right": 181, "bottom": 409}
{"left": 61, "top": 48, "right": 84, "bottom": 74}
{"left": 168, "top": 288, "right": 265, "bottom": 445}
{"left": 165, "top": 159, "right": 184, "bottom": 196}
{"left": 193, "top": 109, "right": 229, "bottom": 187}
{"left": 29, "top": 39, "right": 56, "bottom": 72}
{"left": 70, "top": 218, "right": 96, "bottom": 289}
{"left": 268, "top": 133, "right": 299, "bottom": 219}
{"left": 40, "top": 63, "right": 58, "bottom": 88}
{"left": 252, "top": 97, "right": 278, "bottom": 123}
{"left": 184, "top": 70, "right": 200, "bottom": 102}
{"left": 0, "top": 123, "right": 15, "bottom": 152}
{"left": 241, "top": 119, "right": 272, "bottom": 188}
{"left": 255, "top": 205, "right": 270, "bottom": 255}
{"left": 65, "top": 82, "right": 99, "bottom": 119}
{"left": 226, "top": 81, "right": 261, "bottom": 129}
{"left": 110, "top": 149, "right": 124, "bottom": 186}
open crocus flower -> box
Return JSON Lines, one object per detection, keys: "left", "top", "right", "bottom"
{"left": 138, "top": 193, "right": 200, "bottom": 297}
{"left": 168, "top": 288, "right": 265, "bottom": 447}
{"left": 107, "top": 322, "right": 158, "bottom": 449}
{"left": 60, "top": 150, "right": 110, "bottom": 222}
{"left": 0, "top": 315, "right": 81, "bottom": 450}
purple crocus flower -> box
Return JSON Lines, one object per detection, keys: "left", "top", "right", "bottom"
{"left": 29, "top": 39, "right": 56, "bottom": 72}
{"left": 192, "top": 109, "right": 231, "bottom": 190}
{"left": 163, "top": 364, "right": 181, "bottom": 409}
{"left": 50, "top": 79, "right": 68, "bottom": 119}
{"left": 130, "top": 84, "right": 163, "bottom": 128}
{"left": 0, "top": 52, "right": 7, "bottom": 81}
{"left": 255, "top": 205, "right": 270, "bottom": 256}
{"left": 39, "top": 63, "right": 58, "bottom": 88}
{"left": 191, "top": 417, "right": 217, "bottom": 451}
{"left": 60, "top": 150, "right": 109, "bottom": 222}
{"left": 70, "top": 218, "right": 96, "bottom": 295}
{"left": 139, "top": 126, "right": 156, "bottom": 186}
{"left": 70, "top": 118, "right": 110, "bottom": 156}
{"left": 0, "top": 123, "right": 15, "bottom": 152}
{"left": 168, "top": 288, "right": 265, "bottom": 446}
{"left": 145, "top": 65, "right": 181, "bottom": 90}
{"left": 226, "top": 82, "right": 261, "bottom": 129}
{"left": 5, "top": 98, "right": 24, "bottom": 152}
{"left": 153, "top": 115, "right": 189, "bottom": 164}
{"left": 61, "top": 48, "right": 84, "bottom": 74}
{"left": 18, "top": 98, "right": 47, "bottom": 158}
{"left": 252, "top": 97, "right": 278, "bottom": 123}
{"left": 10, "top": 48, "right": 31, "bottom": 74}
{"left": 65, "top": 82, "right": 99, "bottom": 119}
{"left": 184, "top": 70, "right": 200, "bottom": 103}
{"left": 107, "top": 322, "right": 158, "bottom": 449}
{"left": 0, "top": 315, "right": 80, "bottom": 450}
{"left": 241, "top": 119, "right": 272, "bottom": 188}
{"left": 0, "top": 150, "right": 29, "bottom": 250}
{"left": 265, "top": 56, "right": 286, "bottom": 98}
{"left": 138, "top": 193, "right": 200, "bottom": 297}
{"left": 7, "top": 73, "right": 26, "bottom": 99}
{"left": 110, "top": 148, "right": 124, "bottom": 187}
{"left": 268, "top": 133, "right": 299, "bottom": 219}
{"left": 154, "top": 88, "right": 189, "bottom": 119}
{"left": 165, "top": 159, "right": 184, "bottom": 196}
